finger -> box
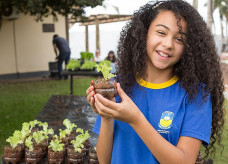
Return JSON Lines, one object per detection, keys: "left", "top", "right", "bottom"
{"left": 90, "top": 96, "right": 97, "bottom": 112}
{"left": 86, "top": 85, "right": 94, "bottom": 95}
{"left": 90, "top": 80, "right": 94, "bottom": 86}
{"left": 116, "top": 83, "right": 128, "bottom": 101}
{"left": 94, "top": 94, "right": 117, "bottom": 117}
{"left": 86, "top": 86, "right": 93, "bottom": 95}
{"left": 95, "top": 94, "right": 118, "bottom": 110}
{"left": 87, "top": 90, "right": 94, "bottom": 102}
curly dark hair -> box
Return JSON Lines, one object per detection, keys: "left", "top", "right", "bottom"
{"left": 116, "top": 0, "right": 225, "bottom": 159}
{"left": 106, "top": 50, "right": 116, "bottom": 63}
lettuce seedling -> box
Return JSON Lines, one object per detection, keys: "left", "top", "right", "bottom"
{"left": 25, "top": 136, "right": 34, "bottom": 151}
{"left": 83, "top": 130, "right": 90, "bottom": 141}
{"left": 59, "top": 129, "right": 68, "bottom": 139}
{"left": 70, "top": 130, "right": 91, "bottom": 153}
{"left": 28, "top": 120, "right": 39, "bottom": 130}
{"left": 48, "top": 136, "right": 64, "bottom": 152}
{"left": 6, "top": 130, "right": 23, "bottom": 149}
{"left": 63, "top": 119, "right": 77, "bottom": 135}
{"left": 76, "top": 128, "right": 84, "bottom": 134}
{"left": 70, "top": 137, "right": 84, "bottom": 153}
{"left": 40, "top": 122, "right": 54, "bottom": 136}
{"left": 21, "top": 122, "right": 31, "bottom": 141}
{"left": 95, "top": 63, "right": 116, "bottom": 81}
{"left": 32, "top": 131, "right": 48, "bottom": 144}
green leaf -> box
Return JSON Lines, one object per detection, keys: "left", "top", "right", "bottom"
{"left": 6, "top": 130, "right": 23, "bottom": 149}
{"left": 48, "top": 137, "right": 64, "bottom": 152}
{"left": 63, "top": 119, "right": 77, "bottom": 134}
{"left": 25, "top": 136, "right": 34, "bottom": 151}
{"left": 95, "top": 63, "right": 116, "bottom": 80}
{"left": 66, "top": 59, "right": 81, "bottom": 70}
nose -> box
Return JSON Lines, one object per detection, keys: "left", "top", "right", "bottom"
{"left": 162, "top": 36, "right": 173, "bottom": 50}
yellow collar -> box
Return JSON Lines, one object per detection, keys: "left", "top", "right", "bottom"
{"left": 137, "top": 75, "right": 179, "bottom": 89}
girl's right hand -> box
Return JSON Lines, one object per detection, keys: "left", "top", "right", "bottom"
{"left": 86, "top": 80, "right": 98, "bottom": 114}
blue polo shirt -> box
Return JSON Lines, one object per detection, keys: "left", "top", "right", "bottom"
{"left": 93, "top": 76, "right": 212, "bottom": 164}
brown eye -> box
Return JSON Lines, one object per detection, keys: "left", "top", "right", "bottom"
{"left": 176, "top": 37, "right": 183, "bottom": 43}
{"left": 157, "top": 31, "right": 165, "bottom": 35}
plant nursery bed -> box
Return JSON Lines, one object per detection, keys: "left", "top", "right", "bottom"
{"left": 2, "top": 95, "right": 99, "bottom": 164}
{"left": 1, "top": 154, "right": 91, "bottom": 164}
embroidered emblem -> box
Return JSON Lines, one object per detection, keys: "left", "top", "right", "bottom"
{"left": 158, "top": 111, "right": 174, "bottom": 129}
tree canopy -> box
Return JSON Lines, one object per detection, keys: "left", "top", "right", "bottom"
{"left": 0, "top": 0, "right": 104, "bottom": 22}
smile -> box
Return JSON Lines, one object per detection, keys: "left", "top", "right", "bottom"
{"left": 157, "top": 50, "right": 170, "bottom": 58}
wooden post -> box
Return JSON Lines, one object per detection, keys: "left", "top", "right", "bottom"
{"left": 95, "top": 18, "right": 100, "bottom": 50}
{"left": 193, "top": 0, "right": 198, "bottom": 10}
{"left": 85, "top": 25, "right": 89, "bottom": 52}
{"left": 65, "top": 15, "right": 69, "bottom": 43}
{"left": 207, "top": 0, "right": 213, "bottom": 31}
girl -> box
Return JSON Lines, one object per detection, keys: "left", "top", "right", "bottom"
{"left": 105, "top": 50, "right": 117, "bottom": 64}
{"left": 86, "top": 1, "right": 225, "bottom": 163}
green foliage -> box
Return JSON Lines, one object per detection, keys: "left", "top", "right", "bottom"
{"left": 21, "top": 122, "right": 31, "bottom": 141}
{"left": 48, "top": 136, "right": 64, "bottom": 152}
{"left": 80, "top": 61, "right": 96, "bottom": 70}
{"left": 59, "top": 129, "right": 67, "bottom": 139}
{"left": 28, "top": 120, "right": 39, "bottom": 130}
{"left": 99, "top": 60, "right": 111, "bottom": 67}
{"left": 80, "top": 52, "right": 94, "bottom": 60}
{"left": 0, "top": 0, "right": 104, "bottom": 22}
{"left": 96, "top": 63, "right": 116, "bottom": 80}
{"left": 40, "top": 122, "right": 54, "bottom": 137}
{"left": 63, "top": 119, "right": 77, "bottom": 135}
{"left": 70, "top": 137, "right": 84, "bottom": 153}
{"left": 6, "top": 119, "right": 54, "bottom": 150}
{"left": 25, "top": 136, "right": 34, "bottom": 151}
{"left": 6, "top": 130, "right": 23, "bottom": 149}
{"left": 76, "top": 128, "right": 84, "bottom": 134}
{"left": 70, "top": 130, "right": 90, "bottom": 152}
{"left": 66, "top": 59, "right": 81, "bottom": 71}
{"left": 32, "top": 131, "right": 48, "bottom": 144}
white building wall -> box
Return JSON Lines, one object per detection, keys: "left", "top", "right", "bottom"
{"left": 0, "top": 13, "right": 66, "bottom": 75}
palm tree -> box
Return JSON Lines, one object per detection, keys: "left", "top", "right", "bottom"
{"left": 193, "top": 0, "right": 198, "bottom": 10}
{"left": 213, "top": 0, "right": 228, "bottom": 44}
{"left": 207, "top": 0, "right": 213, "bottom": 30}
{"left": 222, "top": 5, "right": 228, "bottom": 44}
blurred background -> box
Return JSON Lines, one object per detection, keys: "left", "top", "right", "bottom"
{"left": 0, "top": 0, "right": 227, "bottom": 79}
{"left": 0, "top": 1, "right": 228, "bottom": 163}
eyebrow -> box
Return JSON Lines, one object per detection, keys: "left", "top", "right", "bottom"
{"left": 155, "top": 24, "right": 187, "bottom": 36}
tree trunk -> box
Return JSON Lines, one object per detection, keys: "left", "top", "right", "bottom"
{"left": 207, "top": 0, "right": 213, "bottom": 30}
{"left": 85, "top": 25, "right": 89, "bottom": 52}
{"left": 225, "top": 13, "right": 228, "bottom": 44}
{"left": 193, "top": 0, "right": 198, "bottom": 10}
{"left": 95, "top": 18, "right": 100, "bottom": 51}
{"left": 220, "top": 15, "right": 224, "bottom": 44}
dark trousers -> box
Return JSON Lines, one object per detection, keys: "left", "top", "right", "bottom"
{"left": 58, "top": 52, "right": 70, "bottom": 79}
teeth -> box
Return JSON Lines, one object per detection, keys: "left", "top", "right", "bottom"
{"left": 158, "top": 51, "right": 168, "bottom": 57}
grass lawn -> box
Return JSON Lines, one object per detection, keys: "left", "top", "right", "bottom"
{"left": 0, "top": 77, "right": 227, "bottom": 163}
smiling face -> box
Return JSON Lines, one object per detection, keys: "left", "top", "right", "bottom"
{"left": 146, "top": 10, "right": 187, "bottom": 75}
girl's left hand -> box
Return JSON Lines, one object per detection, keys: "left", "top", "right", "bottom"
{"left": 94, "top": 83, "right": 141, "bottom": 124}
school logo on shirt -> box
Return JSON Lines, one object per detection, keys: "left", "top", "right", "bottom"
{"left": 158, "top": 111, "right": 174, "bottom": 129}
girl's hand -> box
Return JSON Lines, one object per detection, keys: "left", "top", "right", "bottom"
{"left": 86, "top": 80, "right": 98, "bottom": 113}
{"left": 86, "top": 80, "right": 115, "bottom": 119}
{"left": 94, "top": 83, "right": 141, "bottom": 124}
